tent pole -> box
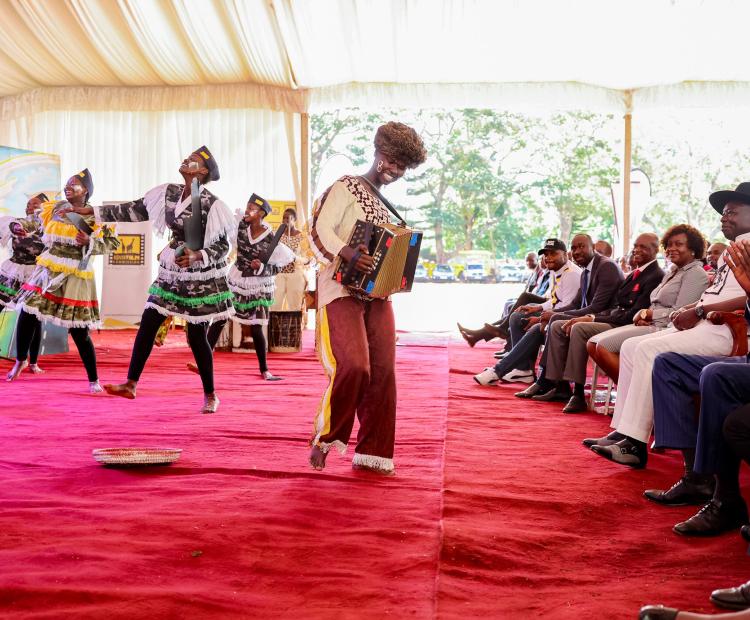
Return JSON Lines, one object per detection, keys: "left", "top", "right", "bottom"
{"left": 622, "top": 93, "right": 633, "bottom": 257}
{"left": 301, "top": 112, "right": 310, "bottom": 222}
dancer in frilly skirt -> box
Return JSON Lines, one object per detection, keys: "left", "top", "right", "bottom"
{"left": 1, "top": 193, "right": 48, "bottom": 379}
{"left": 188, "top": 193, "right": 294, "bottom": 381}
{"left": 10, "top": 171, "right": 119, "bottom": 391}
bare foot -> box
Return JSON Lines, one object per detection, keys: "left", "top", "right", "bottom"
{"left": 27, "top": 363, "right": 45, "bottom": 375}
{"left": 103, "top": 381, "right": 137, "bottom": 399}
{"left": 89, "top": 381, "right": 103, "bottom": 394}
{"left": 262, "top": 371, "right": 283, "bottom": 381}
{"left": 201, "top": 392, "right": 219, "bottom": 414}
{"left": 6, "top": 360, "right": 28, "bottom": 382}
{"left": 186, "top": 362, "right": 199, "bottom": 374}
{"left": 309, "top": 445, "right": 328, "bottom": 470}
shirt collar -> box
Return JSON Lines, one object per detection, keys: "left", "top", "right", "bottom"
{"left": 634, "top": 258, "right": 657, "bottom": 273}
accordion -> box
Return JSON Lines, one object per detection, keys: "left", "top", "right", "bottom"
{"left": 333, "top": 220, "right": 422, "bottom": 298}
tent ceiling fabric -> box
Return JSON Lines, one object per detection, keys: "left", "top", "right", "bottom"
{"left": 1, "top": 0, "right": 750, "bottom": 113}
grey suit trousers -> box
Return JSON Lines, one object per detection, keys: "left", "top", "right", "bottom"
{"left": 546, "top": 321, "right": 663, "bottom": 385}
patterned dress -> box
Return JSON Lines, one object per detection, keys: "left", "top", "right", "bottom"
{"left": 95, "top": 183, "right": 236, "bottom": 323}
{"left": 15, "top": 201, "right": 119, "bottom": 327}
{"left": 0, "top": 215, "right": 45, "bottom": 307}
{"left": 227, "top": 221, "right": 294, "bottom": 325}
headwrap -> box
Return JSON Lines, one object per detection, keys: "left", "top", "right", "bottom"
{"left": 75, "top": 169, "right": 94, "bottom": 200}
{"left": 249, "top": 193, "right": 271, "bottom": 216}
{"left": 194, "top": 146, "right": 220, "bottom": 182}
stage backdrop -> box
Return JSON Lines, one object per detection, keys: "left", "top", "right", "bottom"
{"left": 0, "top": 145, "right": 67, "bottom": 357}
{"left": 99, "top": 202, "right": 153, "bottom": 328}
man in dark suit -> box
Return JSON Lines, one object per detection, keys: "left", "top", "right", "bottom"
{"left": 513, "top": 233, "right": 624, "bottom": 397}
{"left": 524, "top": 233, "right": 663, "bottom": 411}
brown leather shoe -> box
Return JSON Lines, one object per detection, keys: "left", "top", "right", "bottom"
{"left": 644, "top": 475, "right": 715, "bottom": 506}
{"left": 515, "top": 383, "right": 544, "bottom": 398}
{"left": 638, "top": 605, "right": 678, "bottom": 620}
{"left": 711, "top": 580, "right": 750, "bottom": 610}
{"left": 673, "top": 498, "right": 749, "bottom": 536}
{"left": 582, "top": 431, "right": 625, "bottom": 448}
{"left": 531, "top": 387, "right": 572, "bottom": 402}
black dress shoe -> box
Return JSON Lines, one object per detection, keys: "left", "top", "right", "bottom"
{"left": 638, "top": 605, "right": 678, "bottom": 620}
{"left": 515, "top": 383, "right": 544, "bottom": 398}
{"left": 562, "top": 394, "right": 588, "bottom": 413}
{"left": 673, "top": 498, "right": 749, "bottom": 537}
{"left": 582, "top": 431, "right": 625, "bottom": 448}
{"left": 531, "top": 387, "right": 573, "bottom": 402}
{"left": 591, "top": 438, "right": 647, "bottom": 468}
{"left": 643, "top": 475, "right": 715, "bottom": 506}
{"left": 711, "top": 580, "right": 750, "bottom": 610}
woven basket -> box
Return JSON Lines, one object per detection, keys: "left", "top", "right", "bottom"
{"left": 92, "top": 447, "right": 182, "bottom": 466}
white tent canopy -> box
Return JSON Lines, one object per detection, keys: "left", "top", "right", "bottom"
{"left": 1, "top": 0, "right": 748, "bottom": 229}
{"left": 2, "top": 0, "right": 750, "bottom": 113}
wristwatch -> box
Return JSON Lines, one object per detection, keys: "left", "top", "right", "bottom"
{"left": 694, "top": 305, "right": 706, "bottom": 319}
{"left": 639, "top": 309, "right": 649, "bottom": 321}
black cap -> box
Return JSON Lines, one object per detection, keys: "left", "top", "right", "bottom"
{"left": 249, "top": 193, "right": 271, "bottom": 216}
{"left": 538, "top": 238, "right": 567, "bottom": 255}
{"left": 75, "top": 169, "right": 94, "bottom": 200}
{"left": 33, "top": 192, "right": 48, "bottom": 202}
{"left": 709, "top": 182, "right": 750, "bottom": 214}
{"left": 194, "top": 146, "right": 220, "bottom": 182}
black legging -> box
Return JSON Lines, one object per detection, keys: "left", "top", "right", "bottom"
{"left": 14, "top": 309, "right": 43, "bottom": 365}
{"left": 15, "top": 309, "right": 97, "bottom": 381}
{"left": 207, "top": 320, "right": 268, "bottom": 373}
{"left": 128, "top": 307, "right": 215, "bottom": 394}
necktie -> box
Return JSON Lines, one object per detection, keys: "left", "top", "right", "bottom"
{"left": 579, "top": 269, "right": 589, "bottom": 309}
{"left": 550, "top": 273, "right": 561, "bottom": 306}
{"left": 632, "top": 268, "right": 641, "bottom": 280}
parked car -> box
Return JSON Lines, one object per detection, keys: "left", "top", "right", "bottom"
{"left": 413, "top": 263, "right": 429, "bottom": 282}
{"left": 432, "top": 264, "right": 456, "bottom": 282}
{"left": 497, "top": 265, "right": 520, "bottom": 282}
{"left": 462, "top": 263, "right": 487, "bottom": 282}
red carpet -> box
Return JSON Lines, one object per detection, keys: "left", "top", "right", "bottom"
{"left": 438, "top": 341, "right": 750, "bottom": 619}
{"left": 0, "top": 329, "right": 447, "bottom": 619}
{"left": 0, "top": 331, "right": 748, "bottom": 618}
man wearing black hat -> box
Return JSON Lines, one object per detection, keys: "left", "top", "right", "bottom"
{"left": 588, "top": 183, "right": 750, "bottom": 477}
{"left": 474, "top": 238, "right": 582, "bottom": 385}
{"left": 71, "top": 147, "right": 235, "bottom": 414}
{"left": 630, "top": 185, "right": 750, "bottom": 537}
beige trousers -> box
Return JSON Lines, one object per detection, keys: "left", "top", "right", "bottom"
{"left": 273, "top": 270, "right": 306, "bottom": 311}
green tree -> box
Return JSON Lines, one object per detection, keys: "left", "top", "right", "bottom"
{"left": 526, "top": 112, "right": 620, "bottom": 245}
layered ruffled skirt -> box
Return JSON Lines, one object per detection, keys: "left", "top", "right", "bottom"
{"left": 0, "top": 260, "right": 36, "bottom": 307}
{"left": 226, "top": 265, "right": 274, "bottom": 326}
{"left": 145, "top": 245, "right": 235, "bottom": 324}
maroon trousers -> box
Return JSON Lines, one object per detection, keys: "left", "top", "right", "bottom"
{"left": 312, "top": 296, "right": 397, "bottom": 472}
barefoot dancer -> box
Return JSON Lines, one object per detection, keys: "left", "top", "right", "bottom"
{"left": 2, "top": 193, "right": 48, "bottom": 379}
{"left": 187, "top": 193, "right": 294, "bottom": 381}
{"left": 308, "top": 122, "right": 427, "bottom": 474}
{"left": 11, "top": 171, "right": 119, "bottom": 391}
{"left": 73, "top": 147, "right": 235, "bottom": 414}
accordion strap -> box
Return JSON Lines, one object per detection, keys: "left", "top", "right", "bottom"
{"left": 358, "top": 176, "right": 408, "bottom": 226}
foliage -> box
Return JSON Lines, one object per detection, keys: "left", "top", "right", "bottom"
{"left": 311, "top": 107, "right": 744, "bottom": 260}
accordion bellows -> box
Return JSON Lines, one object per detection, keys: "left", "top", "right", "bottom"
{"left": 334, "top": 220, "right": 422, "bottom": 299}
